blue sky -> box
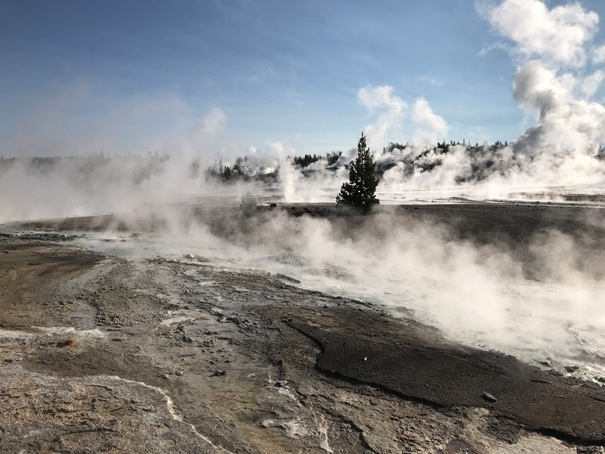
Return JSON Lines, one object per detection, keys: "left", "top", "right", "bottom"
{"left": 2, "top": 0, "right": 605, "bottom": 157}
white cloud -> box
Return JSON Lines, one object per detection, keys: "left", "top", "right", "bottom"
{"left": 580, "top": 70, "right": 605, "bottom": 98}
{"left": 485, "top": 0, "right": 599, "bottom": 66}
{"left": 357, "top": 86, "right": 449, "bottom": 148}
{"left": 411, "top": 98, "right": 448, "bottom": 143}
{"left": 358, "top": 85, "right": 406, "bottom": 113}
{"left": 357, "top": 85, "right": 406, "bottom": 149}
{"left": 593, "top": 45, "right": 605, "bottom": 64}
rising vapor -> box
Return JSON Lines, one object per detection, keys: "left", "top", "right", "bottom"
{"left": 485, "top": 0, "right": 605, "bottom": 157}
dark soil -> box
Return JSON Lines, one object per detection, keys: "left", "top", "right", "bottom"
{"left": 2, "top": 202, "right": 605, "bottom": 453}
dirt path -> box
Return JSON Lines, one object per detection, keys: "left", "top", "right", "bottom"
{"left": 0, "top": 233, "right": 602, "bottom": 453}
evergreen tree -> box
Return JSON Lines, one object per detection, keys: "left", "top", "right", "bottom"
{"left": 336, "top": 133, "right": 379, "bottom": 213}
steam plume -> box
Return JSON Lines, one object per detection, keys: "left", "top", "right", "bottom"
{"left": 484, "top": 0, "right": 605, "bottom": 158}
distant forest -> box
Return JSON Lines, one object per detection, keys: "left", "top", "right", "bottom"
{"left": 2, "top": 140, "right": 605, "bottom": 187}
{"left": 205, "top": 140, "right": 605, "bottom": 185}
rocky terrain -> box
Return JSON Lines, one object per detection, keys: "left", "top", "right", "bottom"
{"left": 1, "top": 203, "right": 605, "bottom": 453}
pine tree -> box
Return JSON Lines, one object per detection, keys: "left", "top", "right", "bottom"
{"left": 336, "top": 133, "right": 379, "bottom": 213}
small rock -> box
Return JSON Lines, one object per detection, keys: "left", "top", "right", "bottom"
{"left": 275, "top": 273, "right": 301, "bottom": 284}
{"left": 211, "top": 370, "right": 227, "bottom": 377}
{"left": 482, "top": 392, "right": 497, "bottom": 403}
{"left": 565, "top": 365, "right": 580, "bottom": 373}
{"left": 538, "top": 358, "right": 553, "bottom": 368}
{"left": 175, "top": 370, "right": 183, "bottom": 376}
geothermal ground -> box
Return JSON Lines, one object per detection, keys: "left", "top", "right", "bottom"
{"left": 1, "top": 203, "right": 605, "bottom": 453}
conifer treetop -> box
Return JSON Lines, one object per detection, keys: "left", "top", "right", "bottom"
{"left": 336, "top": 133, "right": 379, "bottom": 214}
